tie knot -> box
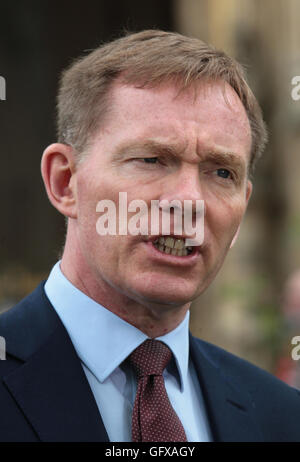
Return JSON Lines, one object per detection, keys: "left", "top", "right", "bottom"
{"left": 129, "top": 339, "right": 172, "bottom": 378}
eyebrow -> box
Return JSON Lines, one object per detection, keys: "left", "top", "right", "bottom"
{"left": 112, "top": 139, "right": 180, "bottom": 160}
{"left": 202, "top": 150, "right": 247, "bottom": 177}
{"left": 113, "top": 139, "right": 247, "bottom": 177}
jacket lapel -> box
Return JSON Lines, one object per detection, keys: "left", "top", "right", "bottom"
{"left": 1, "top": 283, "right": 109, "bottom": 442}
{"left": 190, "top": 334, "right": 264, "bottom": 442}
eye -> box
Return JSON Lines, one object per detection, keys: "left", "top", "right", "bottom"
{"left": 216, "top": 168, "right": 231, "bottom": 179}
{"left": 143, "top": 157, "right": 158, "bottom": 164}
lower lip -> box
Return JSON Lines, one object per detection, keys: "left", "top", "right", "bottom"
{"left": 144, "top": 241, "right": 201, "bottom": 267}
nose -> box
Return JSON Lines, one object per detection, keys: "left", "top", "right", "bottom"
{"left": 159, "top": 165, "right": 204, "bottom": 210}
{"left": 158, "top": 166, "right": 205, "bottom": 245}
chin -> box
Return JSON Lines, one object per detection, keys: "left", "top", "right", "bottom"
{"left": 128, "top": 277, "right": 200, "bottom": 307}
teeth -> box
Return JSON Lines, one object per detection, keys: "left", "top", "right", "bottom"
{"left": 165, "top": 237, "right": 175, "bottom": 248}
{"left": 174, "top": 239, "right": 184, "bottom": 250}
{"left": 152, "top": 236, "right": 193, "bottom": 257}
{"left": 157, "top": 236, "right": 186, "bottom": 249}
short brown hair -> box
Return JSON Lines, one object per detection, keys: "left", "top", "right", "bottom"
{"left": 57, "top": 29, "right": 268, "bottom": 175}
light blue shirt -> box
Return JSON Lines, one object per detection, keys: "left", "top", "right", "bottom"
{"left": 44, "top": 261, "right": 212, "bottom": 442}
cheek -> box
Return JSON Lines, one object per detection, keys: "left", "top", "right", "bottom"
{"left": 76, "top": 173, "right": 96, "bottom": 215}
{"left": 206, "top": 197, "right": 246, "bottom": 242}
{"left": 76, "top": 174, "right": 115, "bottom": 226}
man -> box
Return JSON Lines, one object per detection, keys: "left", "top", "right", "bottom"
{"left": 1, "top": 29, "right": 300, "bottom": 442}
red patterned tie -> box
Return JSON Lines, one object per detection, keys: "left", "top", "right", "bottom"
{"left": 129, "top": 339, "right": 187, "bottom": 442}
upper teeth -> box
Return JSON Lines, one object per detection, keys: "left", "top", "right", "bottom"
{"left": 154, "top": 236, "right": 192, "bottom": 251}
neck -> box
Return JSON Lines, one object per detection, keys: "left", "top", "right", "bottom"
{"left": 60, "top": 235, "right": 190, "bottom": 338}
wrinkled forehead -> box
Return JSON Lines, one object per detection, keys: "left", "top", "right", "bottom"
{"left": 107, "top": 77, "right": 250, "bottom": 131}
{"left": 95, "top": 78, "right": 252, "bottom": 165}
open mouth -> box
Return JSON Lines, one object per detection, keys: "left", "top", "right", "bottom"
{"left": 152, "top": 236, "right": 193, "bottom": 257}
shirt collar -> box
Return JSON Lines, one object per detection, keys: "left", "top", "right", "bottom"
{"left": 44, "top": 261, "right": 190, "bottom": 391}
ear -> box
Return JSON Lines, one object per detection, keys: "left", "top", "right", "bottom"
{"left": 41, "top": 143, "right": 78, "bottom": 218}
{"left": 230, "top": 179, "right": 252, "bottom": 249}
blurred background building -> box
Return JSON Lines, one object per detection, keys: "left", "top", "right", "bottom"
{"left": 0, "top": 0, "right": 299, "bottom": 380}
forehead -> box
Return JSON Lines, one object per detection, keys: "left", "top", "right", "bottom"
{"left": 98, "top": 78, "right": 251, "bottom": 160}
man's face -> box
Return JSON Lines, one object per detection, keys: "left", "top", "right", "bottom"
{"left": 73, "top": 79, "right": 252, "bottom": 309}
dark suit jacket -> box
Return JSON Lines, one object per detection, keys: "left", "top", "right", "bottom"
{"left": 0, "top": 282, "right": 300, "bottom": 442}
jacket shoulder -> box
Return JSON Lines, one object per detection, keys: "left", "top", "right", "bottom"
{"left": 0, "top": 282, "right": 60, "bottom": 361}
{"left": 192, "top": 335, "right": 299, "bottom": 393}
{"left": 191, "top": 335, "right": 300, "bottom": 440}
